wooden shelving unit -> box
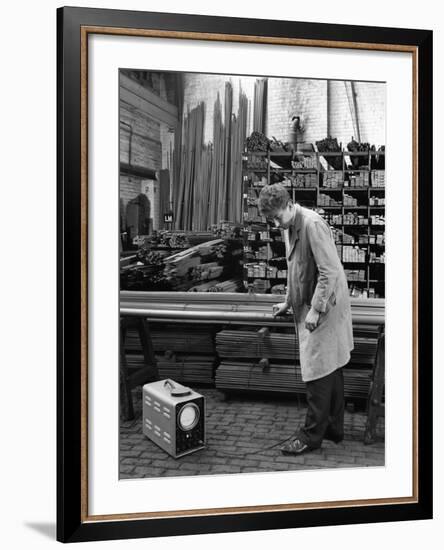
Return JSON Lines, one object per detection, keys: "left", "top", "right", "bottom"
{"left": 242, "top": 148, "right": 385, "bottom": 298}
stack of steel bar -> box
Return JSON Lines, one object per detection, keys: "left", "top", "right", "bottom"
{"left": 343, "top": 368, "right": 372, "bottom": 398}
{"left": 188, "top": 278, "right": 243, "bottom": 293}
{"left": 125, "top": 354, "right": 215, "bottom": 385}
{"left": 124, "top": 325, "right": 215, "bottom": 354}
{"left": 156, "top": 354, "right": 215, "bottom": 384}
{"left": 120, "top": 294, "right": 384, "bottom": 399}
{"left": 215, "top": 361, "right": 304, "bottom": 394}
{"left": 140, "top": 231, "right": 216, "bottom": 250}
{"left": 215, "top": 329, "right": 378, "bottom": 365}
{"left": 350, "top": 336, "right": 378, "bottom": 365}
{"left": 123, "top": 324, "right": 216, "bottom": 384}
{"left": 216, "top": 330, "right": 299, "bottom": 361}
{"left": 163, "top": 239, "right": 226, "bottom": 291}
{"left": 123, "top": 232, "right": 240, "bottom": 292}
{"left": 214, "top": 327, "right": 378, "bottom": 397}
{"left": 215, "top": 362, "right": 372, "bottom": 398}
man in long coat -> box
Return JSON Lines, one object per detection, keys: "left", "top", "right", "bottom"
{"left": 258, "top": 183, "right": 354, "bottom": 455}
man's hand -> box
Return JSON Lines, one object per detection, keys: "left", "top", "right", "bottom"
{"left": 305, "top": 307, "right": 321, "bottom": 332}
{"left": 272, "top": 302, "right": 290, "bottom": 318}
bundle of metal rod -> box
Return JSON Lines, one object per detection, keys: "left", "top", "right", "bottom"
{"left": 164, "top": 239, "right": 224, "bottom": 267}
{"left": 210, "top": 279, "right": 243, "bottom": 293}
{"left": 125, "top": 354, "right": 215, "bottom": 385}
{"left": 120, "top": 264, "right": 168, "bottom": 292}
{"left": 193, "top": 145, "right": 213, "bottom": 230}
{"left": 253, "top": 78, "right": 267, "bottom": 134}
{"left": 210, "top": 93, "right": 224, "bottom": 226}
{"left": 188, "top": 281, "right": 223, "bottom": 292}
{"left": 120, "top": 291, "right": 385, "bottom": 326}
{"left": 163, "top": 239, "right": 227, "bottom": 291}
{"left": 343, "top": 368, "right": 373, "bottom": 397}
{"left": 124, "top": 325, "right": 215, "bottom": 354}
{"left": 158, "top": 354, "right": 215, "bottom": 384}
{"left": 221, "top": 82, "right": 233, "bottom": 223}
{"left": 215, "top": 361, "right": 372, "bottom": 398}
{"left": 216, "top": 329, "right": 378, "bottom": 366}
{"left": 172, "top": 82, "right": 249, "bottom": 230}
{"left": 350, "top": 337, "right": 379, "bottom": 365}
{"left": 190, "top": 262, "right": 222, "bottom": 280}
{"left": 172, "top": 108, "right": 182, "bottom": 225}
{"left": 216, "top": 330, "right": 298, "bottom": 361}
{"left": 215, "top": 361, "right": 305, "bottom": 394}
{"left": 228, "top": 88, "right": 248, "bottom": 223}
{"left": 175, "top": 102, "right": 205, "bottom": 230}
{"left": 188, "top": 278, "right": 242, "bottom": 293}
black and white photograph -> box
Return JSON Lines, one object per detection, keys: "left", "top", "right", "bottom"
{"left": 0, "top": 0, "right": 438, "bottom": 546}
{"left": 119, "top": 70, "right": 386, "bottom": 479}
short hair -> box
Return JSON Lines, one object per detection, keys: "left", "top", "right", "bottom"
{"left": 258, "top": 183, "right": 291, "bottom": 216}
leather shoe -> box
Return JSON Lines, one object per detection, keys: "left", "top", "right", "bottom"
{"left": 324, "top": 429, "right": 344, "bottom": 444}
{"left": 280, "top": 438, "right": 311, "bottom": 455}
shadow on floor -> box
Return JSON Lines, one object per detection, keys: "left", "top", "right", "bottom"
{"left": 24, "top": 522, "right": 56, "bottom": 540}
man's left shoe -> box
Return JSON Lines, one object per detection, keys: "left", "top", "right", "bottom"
{"left": 280, "top": 438, "right": 312, "bottom": 455}
{"left": 324, "top": 430, "right": 344, "bottom": 444}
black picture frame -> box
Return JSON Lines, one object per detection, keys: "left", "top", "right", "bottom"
{"left": 57, "top": 6, "right": 433, "bottom": 543}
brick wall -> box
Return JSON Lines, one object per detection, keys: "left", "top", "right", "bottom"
{"left": 119, "top": 102, "right": 162, "bottom": 169}
{"left": 354, "top": 82, "right": 386, "bottom": 146}
{"left": 120, "top": 178, "right": 162, "bottom": 233}
{"left": 119, "top": 71, "right": 164, "bottom": 231}
{"left": 267, "top": 78, "right": 328, "bottom": 144}
{"left": 328, "top": 80, "right": 386, "bottom": 147}
{"left": 181, "top": 74, "right": 385, "bottom": 148}
{"left": 160, "top": 123, "right": 175, "bottom": 171}
{"left": 120, "top": 176, "right": 141, "bottom": 231}
{"left": 141, "top": 180, "right": 160, "bottom": 230}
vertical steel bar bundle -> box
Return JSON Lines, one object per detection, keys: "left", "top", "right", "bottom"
{"left": 170, "top": 81, "right": 252, "bottom": 230}
{"left": 253, "top": 78, "right": 268, "bottom": 134}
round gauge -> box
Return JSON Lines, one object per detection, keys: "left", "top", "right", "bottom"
{"left": 178, "top": 403, "right": 199, "bottom": 430}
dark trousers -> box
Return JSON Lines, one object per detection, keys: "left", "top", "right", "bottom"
{"left": 299, "top": 367, "right": 344, "bottom": 449}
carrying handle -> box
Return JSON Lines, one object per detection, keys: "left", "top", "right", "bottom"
{"left": 163, "top": 379, "right": 192, "bottom": 397}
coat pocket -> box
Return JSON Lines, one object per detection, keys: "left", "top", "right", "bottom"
{"left": 316, "top": 291, "right": 336, "bottom": 327}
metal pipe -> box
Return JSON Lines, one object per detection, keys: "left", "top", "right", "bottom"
{"left": 119, "top": 307, "right": 384, "bottom": 325}
{"left": 120, "top": 308, "right": 277, "bottom": 321}
{"left": 350, "top": 81, "right": 361, "bottom": 143}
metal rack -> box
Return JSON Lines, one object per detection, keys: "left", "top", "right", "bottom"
{"left": 242, "top": 149, "right": 385, "bottom": 298}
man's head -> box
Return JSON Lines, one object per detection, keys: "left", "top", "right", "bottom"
{"left": 258, "top": 183, "right": 295, "bottom": 229}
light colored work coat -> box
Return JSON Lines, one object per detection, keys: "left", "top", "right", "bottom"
{"left": 284, "top": 204, "right": 354, "bottom": 382}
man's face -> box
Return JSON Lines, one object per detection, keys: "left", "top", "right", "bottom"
{"left": 269, "top": 202, "right": 294, "bottom": 229}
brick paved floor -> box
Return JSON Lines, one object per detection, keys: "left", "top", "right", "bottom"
{"left": 120, "top": 387, "right": 385, "bottom": 479}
